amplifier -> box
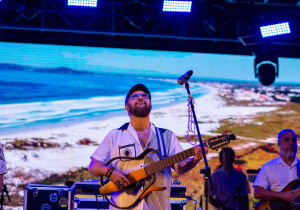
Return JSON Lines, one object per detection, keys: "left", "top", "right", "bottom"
{"left": 71, "top": 180, "right": 186, "bottom": 196}
{"left": 170, "top": 184, "right": 186, "bottom": 198}
{"left": 170, "top": 197, "right": 187, "bottom": 210}
{"left": 71, "top": 180, "right": 187, "bottom": 210}
{"left": 246, "top": 169, "right": 260, "bottom": 183}
{"left": 73, "top": 194, "right": 186, "bottom": 210}
{"left": 73, "top": 194, "right": 109, "bottom": 210}
{"left": 71, "top": 179, "right": 101, "bottom": 195}
{"left": 23, "top": 184, "right": 71, "bottom": 210}
{"left": 170, "top": 184, "right": 187, "bottom": 210}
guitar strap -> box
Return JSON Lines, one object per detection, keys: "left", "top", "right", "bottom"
{"left": 118, "top": 122, "right": 168, "bottom": 159}
{"left": 155, "top": 126, "right": 167, "bottom": 159}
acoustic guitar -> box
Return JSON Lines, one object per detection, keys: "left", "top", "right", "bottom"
{"left": 255, "top": 180, "right": 300, "bottom": 210}
{"left": 99, "top": 133, "right": 236, "bottom": 209}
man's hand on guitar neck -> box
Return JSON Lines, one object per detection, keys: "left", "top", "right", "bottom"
{"left": 174, "top": 146, "right": 208, "bottom": 174}
{"left": 193, "top": 145, "right": 208, "bottom": 162}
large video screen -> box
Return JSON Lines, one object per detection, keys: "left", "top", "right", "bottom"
{"left": 0, "top": 42, "right": 299, "bottom": 208}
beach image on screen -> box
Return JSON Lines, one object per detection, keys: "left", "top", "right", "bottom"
{"left": 0, "top": 41, "right": 300, "bottom": 208}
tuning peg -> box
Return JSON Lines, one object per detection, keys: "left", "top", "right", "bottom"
{"left": 228, "top": 134, "right": 236, "bottom": 140}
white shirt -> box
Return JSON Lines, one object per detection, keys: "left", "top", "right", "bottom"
{"left": 253, "top": 156, "right": 299, "bottom": 192}
{"left": 91, "top": 123, "right": 183, "bottom": 210}
{"left": 0, "top": 144, "right": 7, "bottom": 175}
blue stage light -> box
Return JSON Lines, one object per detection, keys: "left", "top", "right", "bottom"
{"left": 260, "top": 22, "right": 291, "bottom": 38}
{"left": 68, "top": 0, "right": 98, "bottom": 7}
{"left": 162, "top": 0, "right": 192, "bottom": 13}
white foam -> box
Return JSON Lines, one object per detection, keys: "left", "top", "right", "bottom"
{"left": 0, "top": 83, "right": 208, "bottom": 130}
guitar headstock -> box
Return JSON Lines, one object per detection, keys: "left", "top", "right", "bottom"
{"left": 206, "top": 134, "right": 236, "bottom": 151}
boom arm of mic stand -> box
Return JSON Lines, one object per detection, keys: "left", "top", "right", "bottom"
{"left": 184, "top": 82, "right": 214, "bottom": 192}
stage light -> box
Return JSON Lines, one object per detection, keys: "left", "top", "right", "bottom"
{"left": 68, "top": 0, "right": 98, "bottom": 7}
{"left": 260, "top": 22, "right": 291, "bottom": 38}
{"left": 254, "top": 55, "right": 279, "bottom": 86}
{"left": 256, "top": 63, "right": 277, "bottom": 86}
{"left": 162, "top": 0, "right": 192, "bottom": 13}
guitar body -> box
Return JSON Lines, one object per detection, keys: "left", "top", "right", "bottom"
{"left": 256, "top": 180, "right": 300, "bottom": 210}
{"left": 101, "top": 150, "right": 167, "bottom": 209}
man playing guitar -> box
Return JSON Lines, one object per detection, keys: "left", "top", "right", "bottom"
{"left": 254, "top": 129, "right": 299, "bottom": 209}
{"left": 88, "top": 84, "right": 205, "bottom": 210}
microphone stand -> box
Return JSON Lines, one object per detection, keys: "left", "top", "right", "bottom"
{"left": 184, "top": 81, "right": 213, "bottom": 210}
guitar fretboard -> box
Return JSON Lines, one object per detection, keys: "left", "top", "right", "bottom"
{"left": 144, "top": 147, "right": 195, "bottom": 176}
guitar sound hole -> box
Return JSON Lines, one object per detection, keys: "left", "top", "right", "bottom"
{"left": 124, "top": 181, "right": 141, "bottom": 194}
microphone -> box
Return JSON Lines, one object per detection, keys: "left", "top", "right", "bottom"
{"left": 177, "top": 70, "right": 193, "bottom": 85}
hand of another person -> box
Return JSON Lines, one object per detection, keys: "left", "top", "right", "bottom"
{"left": 109, "top": 168, "right": 131, "bottom": 189}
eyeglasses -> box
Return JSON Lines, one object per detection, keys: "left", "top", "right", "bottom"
{"left": 129, "top": 93, "right": 149, "bottom": 100}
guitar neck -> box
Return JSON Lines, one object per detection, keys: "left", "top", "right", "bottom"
{"left": 144, "top": 146, "right": 196, "bottom": 176}
{"left": 143, "top": 133, "right": 235, "bottom": 176}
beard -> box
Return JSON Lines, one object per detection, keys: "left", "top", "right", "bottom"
{"left": 281, "top": 147, "right": 297, "bottom": 158}
{"left": 127, "top": 101, "right": 152, "bottom": 117}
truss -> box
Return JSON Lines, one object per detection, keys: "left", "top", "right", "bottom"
{"left": 0, "top": 0, "right": 299, "bottom": 57}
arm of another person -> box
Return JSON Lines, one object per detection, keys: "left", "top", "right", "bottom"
{"left": 254, "top": 186, "right": 297, "bottom": 203}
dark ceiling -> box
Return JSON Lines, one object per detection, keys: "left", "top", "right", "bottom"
{"left": 0, "top": 0, "right": 299, "bottom": 58}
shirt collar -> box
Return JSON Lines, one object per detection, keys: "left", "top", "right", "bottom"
{"left": 127, "top": 122, "right": 156, "bottom": 147}
{"left": 278, "top": 155, "right": 298, "bottom": 167}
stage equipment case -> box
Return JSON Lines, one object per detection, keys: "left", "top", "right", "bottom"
{"left": 73, "top": 194, "right": 186, "bottom": 210}
{"left": 71, "top": 180, "right": 186, "bottom": 210}
{"left": 23, "top": 184, "right": 71, "bottom": 210}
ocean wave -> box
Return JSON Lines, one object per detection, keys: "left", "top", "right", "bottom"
{"left": 0, "top": 84, "right": 208, "bottom": 130}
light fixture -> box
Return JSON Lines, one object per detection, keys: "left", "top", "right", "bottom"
{"left": 162, "top": 0, "right": 192, "bottom": 13}
{"left": 254, "top": 54, "right": 279, "bottom": 86}
{"left": 67, "top": 0, "right": 98, "bottom": 7}
{"left": 260, "top": 22, "right": 291, "bottom": 38}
